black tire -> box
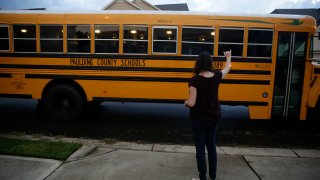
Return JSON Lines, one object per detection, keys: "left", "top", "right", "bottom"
{"left": 44, "top": 84, "right": 84, "bottom": 122}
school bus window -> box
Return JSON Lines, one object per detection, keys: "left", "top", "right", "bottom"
{"left": 13, "top": 24, "right": 36, "bottom": 52}
{"left": 153, "top": 26, "right": 177, "bottom": 54}
{"left": 278, "top": 32, "right": 291, "bottom": 58}
{"left": 67, "top": 25, "right": 91, "bottom": 53}
{"left": 95, "top": 25, "right": 119, "bottom": 53}
{"left": 182, "top": 27, "right": 214, "bottom": 55}
{"left": 40, "top": 25, "right": 63, "bottom": 53}
{"left": 123, "top": 25, "right": 148, "bottom": 54}
{"left": 247, "top": 29, "right": 273, "bottom": 58}
{"left": 278, "top": 33, "right": 307, "bottom": 58}
{"left": 0, "top": 25, "right": 9, "bottom": 51}
{"left": 218, "top": 28, "right": 244, "bottom": 56}
{"left": 294, "top": 33, "right": 308, "bottom": 57}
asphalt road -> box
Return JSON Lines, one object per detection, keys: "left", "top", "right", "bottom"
{"left": 0, "top": 98, "right": 319, "bottom": 148}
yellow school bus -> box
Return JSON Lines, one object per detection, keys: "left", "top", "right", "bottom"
{"left": 0, "top": 10, "right": 319, "bottom": 121}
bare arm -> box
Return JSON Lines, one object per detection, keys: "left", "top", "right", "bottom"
{"left": 184, "top": 86, "right": 197, "bottom": 108}
{"left": 221, "top": 50, "right": 232, "bottom": 79}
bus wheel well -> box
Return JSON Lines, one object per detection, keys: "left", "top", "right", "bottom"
{"left": 41, "top": 79, "right": 87, "bottom": 102}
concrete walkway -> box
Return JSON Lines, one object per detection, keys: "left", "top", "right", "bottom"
{"left": 1, "top": 135, "right": 320, "bottom": 180}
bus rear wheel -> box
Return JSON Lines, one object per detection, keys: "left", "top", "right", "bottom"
{"left": 44, "top": 84, "right": 84, "bottom": 122}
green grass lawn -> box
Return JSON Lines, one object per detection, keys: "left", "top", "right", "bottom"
{"left": 0, "top": 137, "right": 81, "bottom": 160}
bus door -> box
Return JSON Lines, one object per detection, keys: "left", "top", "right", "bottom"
{"left": 272, "top": 32, "right": 308, "bottom": 119}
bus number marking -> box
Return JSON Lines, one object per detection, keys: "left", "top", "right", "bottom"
{"left": 214, "top": 61, "right": 223, "bottom": 69}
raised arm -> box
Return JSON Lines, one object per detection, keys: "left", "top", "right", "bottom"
{"left": 221, "top": 50, "right": 232, "bottom": 79}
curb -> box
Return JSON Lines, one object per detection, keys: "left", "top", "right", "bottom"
{"left": 66, "top": 144, "right": 98, "bottom": 162}
{"left": 1, "top": 134, "right": 320, "bottom": 159}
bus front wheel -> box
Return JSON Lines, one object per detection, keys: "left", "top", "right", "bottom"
{"left": 45, "top": 84, "right": 84, "bottom": 122}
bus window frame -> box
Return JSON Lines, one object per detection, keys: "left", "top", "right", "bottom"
{"left": 152, "top": 26, "right": 178, "bottom": 55}
{"left": 0, "top": 24, "right": 10, "bottom": 52}
{"left": 94, "top": 24, "right": 120, "bottom": 54}
{"left": 13, "top": 24, "right": 37, "bottom": 53}
{"left": 247, "top": 28, "right": 273, "bottom": 59}
{"left": 309, "top": 35, "right": 314, "bottom": 58}
{"left": 67, "top": 24, "right": 91, "bottom": 54}
{"left": 181, "top": 26, "right": 215, "bottom": 56}
{"left": 39, "top": 24, "right": 64, "bottom": 54}
{"left": 123, "top": 24, "right": 148, "bottom": 55}
{"left": 218, "top": 27, "right": 244, "bottom": 57}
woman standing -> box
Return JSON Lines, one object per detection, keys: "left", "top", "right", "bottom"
{"left": 185, "top": 50, "right": 231, "bottom": 180}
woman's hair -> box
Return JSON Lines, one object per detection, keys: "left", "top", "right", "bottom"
{"left": 193, "top": 51, "right": 214, "bottom": 74}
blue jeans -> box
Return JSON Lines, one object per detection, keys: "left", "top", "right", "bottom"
{"left": 191, "top": 119, "right": 219, "bottom": 180}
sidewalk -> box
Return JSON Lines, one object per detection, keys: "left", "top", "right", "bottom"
{"left": 1, "top": 135, "right": 320, "bottom": 180}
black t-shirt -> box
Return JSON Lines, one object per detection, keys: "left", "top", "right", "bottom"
{"left": 188, "top": 71, "right": 222, "bottom": 121}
